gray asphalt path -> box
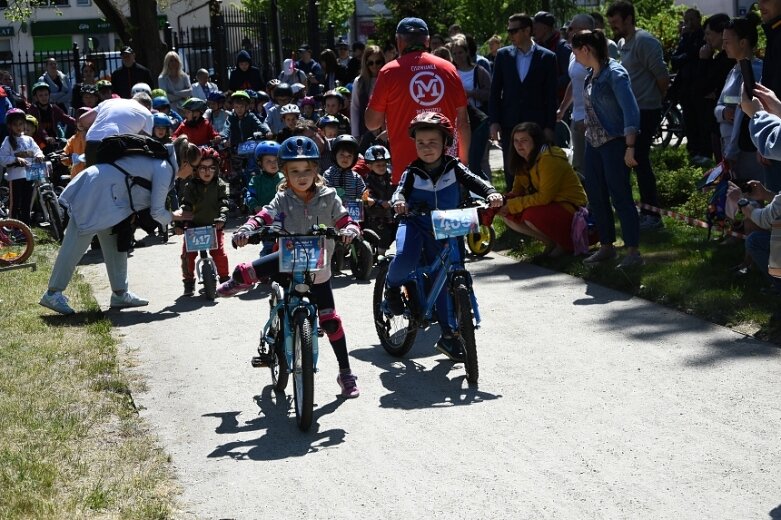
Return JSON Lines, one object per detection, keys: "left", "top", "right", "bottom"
{"left": 79, "top": 228, "right": 781, "bottom": 520}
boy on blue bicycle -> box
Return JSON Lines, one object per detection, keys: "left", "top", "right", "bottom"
{"left": 217, "top": 136, "right": 362, "bottom": 398}
{"left": 385, "top": 112, "right": 503, "bottom": 361}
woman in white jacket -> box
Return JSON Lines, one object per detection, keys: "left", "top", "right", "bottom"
{"left": 39, "top": 136, "right": 200, "bottom": 315}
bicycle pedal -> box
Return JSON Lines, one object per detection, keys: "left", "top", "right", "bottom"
{"left": 250, "top": 356, "right": 269, "bottom": 368}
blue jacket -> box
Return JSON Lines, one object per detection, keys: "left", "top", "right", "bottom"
{"left": 584, "top": 59, "right": 640, "bottom": 138}
{"left": 750, "top": 111, "right": 781, "bottom": 162}
{"left": 488, "top": 44, "right": 558, "bottom": 132}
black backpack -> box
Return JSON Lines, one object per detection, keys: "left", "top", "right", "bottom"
{"left": 95, "top": 134, "right": 170, "bottom": 166}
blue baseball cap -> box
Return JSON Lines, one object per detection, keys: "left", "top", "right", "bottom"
{"left": 396, "top": 17, "right": 429, "bottom": 35}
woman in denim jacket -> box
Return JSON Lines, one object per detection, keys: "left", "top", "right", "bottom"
{"left": 572, "top": 29, "right": 643, "bottom": 268}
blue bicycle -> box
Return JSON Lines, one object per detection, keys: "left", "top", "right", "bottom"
{"left": 248, "top": 225, "right": 337, "bottom": 431}
{"left": 373, "top": 204, "right": 483, "bottom": 385}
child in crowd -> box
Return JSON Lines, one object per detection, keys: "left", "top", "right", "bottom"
{"left": 173, "top": 98, "right": 221, "bottom": 147}
{"left": 317, "top": 115, "right": 340, "bottom": 173}
{"left": 300, "top": 96, "right": 318, "bottom": 122}
{"left": 322, "top": 90, "right": 351, "bottom": 135}
{"left": 0, "top": 108, "right": 44, "bottom": 224}
{"left": 79, "top": 84, "right": 99, "bottom": 110}
{"left": 153, "top": 96, "right": 183, "bottom": 126}
{"left": 323, "top": 134, "right": 365, "bottom": 202}
{"left": 24, "top": 115, "right": 44, "bottom": 150}
{"left": 217, "top": 136, "right": 361, "bottom": 398}
{"left": 96, "top": 80, "right": 115, "bottom": 102}
{"left": 174, "top": 147, "right": 231, "bottom": 296}
{"left": 361, "top": 145, "right": 395, "bottom": 255}
{"left": 220, "top": 90, "right": 265, "bottom": 149}
{"left": 205, "top": 92, "right": 228, "bottom": 134}
{"left": 383, "top": 112, "right": 503, "bottom": 361}
{"left": 264, "top": 82, "right": 294, "bottom": 135}
{"left": 28, "top": 81, "right": 76, "bottom": 152}
{"left": 152, "top": 113, "right": 174, "bottom": 143}
{"left": 263, "top": 79, "right": 278, "bottom": 114}
{"left": 276, "top": 103, "right": 301, "bottom": 143}
{"left": 62, "top": 108, "right": 89, "bottom": 178}
{"left": 245, "top": 140, "right": 283, "bottom": 256}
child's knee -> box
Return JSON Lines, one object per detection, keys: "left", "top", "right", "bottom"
{"left": 319, "top": 309, "right": 344, "bottom": 341}
{"left": 234, "top": 262, "right": 259, "bottom": 285}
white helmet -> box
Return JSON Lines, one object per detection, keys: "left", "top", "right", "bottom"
{"left": 279, "top": 103, "right": 300, "bottom": 115}
{"left": 131, "top": 82, "right": 152, "bottom": 96}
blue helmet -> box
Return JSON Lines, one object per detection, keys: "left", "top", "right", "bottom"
{"left": 153, "top": 113, "right": 173, "bottom": 128}
{"left": 152, "top": 96, "right": 170, "bottom": 109}
{"left": 278, "top": 136, "right": 320, "bottom": 162}
{"left": 317, "top": 115, "right": 340, "bottom": 128}
{"left": 255, "top": 140, "right": 281, "bottom": 160}
{"left": 207, "top": 91, "right": 226, "bottom": 102}
{"left": 245, "top": 89, "right": 258, "bottom": 99}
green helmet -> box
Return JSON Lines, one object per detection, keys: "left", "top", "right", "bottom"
{"left": 150, "top": 88, "right": 166, "bottom": 98}
{"left": 230, "top": 90, "right": 251, "bottom": 102}
{"left": 96, "top": 79, "right": 112, "bottom": 90}
{"left": 31, "top": 81, "right": 50, "bottom": 94}
{"left": 182, "top": 97, "right": 207, "bottom": 112}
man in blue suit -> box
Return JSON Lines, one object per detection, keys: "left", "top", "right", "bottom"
{"left": 489, "top": 13, "right": 559, "bottom": 188}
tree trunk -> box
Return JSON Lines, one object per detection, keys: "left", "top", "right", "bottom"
{"left": 92, "top": 0, "right": 166, "bottom": 86}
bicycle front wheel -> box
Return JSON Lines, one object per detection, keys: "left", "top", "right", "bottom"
{"left": 466, "top": 225, "right": 495, "bottom": 257}
{"left": 372, "top": 259, "right": 417, "bottom": 357}
{"left": 43, "top": 196, "right": 64, "bottom": 243}
{"left": 0, "top": 218, "right": 35, "bottom": 265}
{"left": 201, "top": 260, "right": 217, "bottom": 300}
{"left": 292, "top": 309, "right": 314, "bottom": 431}
{"left": 351, "top": 239, "right": 374, "bottom": 281}
{"left": 455, "top": 284, "right": 478, "bottom": 385}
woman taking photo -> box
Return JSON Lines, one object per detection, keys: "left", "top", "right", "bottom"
{"left": 350, "top": 45, "right": 384, "bottom": 138}
{"left": 497, "top": 122, "right": 588, "bottom": 258}
{"left": 39, "top": 136, "right": 200, "bottom": 315}
{"left": 571, "top": 29, "right": 642, "bottom": 268}
{"left": 158, "top": 51, "right": 192, "bottom": 115}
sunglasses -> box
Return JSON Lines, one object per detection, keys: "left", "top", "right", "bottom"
{"left": 507, "top": 27, "right": 523, "bottom": 34}
{"left": 367, "top": 59, "right": 384, "bottom": 66}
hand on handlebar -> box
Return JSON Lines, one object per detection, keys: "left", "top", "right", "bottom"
{"left": 393, "top": 201, "right": 407, "bottom": 215}
{"left": 232, "top": 231, "right": 250, "bottom": 248}
{"left": 487, "top": 193, "right": 504, "bottom": 208}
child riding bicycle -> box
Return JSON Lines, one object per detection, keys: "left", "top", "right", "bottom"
{"left": 217, "top": 136, "right": 362, "bottom": 398}
{"left": 383, "top": 112, "right": 503, "bottom": 361}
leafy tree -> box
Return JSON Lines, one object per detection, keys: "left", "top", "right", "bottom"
{"left": 241, "top": 0, "right": 355, "bottom": 30}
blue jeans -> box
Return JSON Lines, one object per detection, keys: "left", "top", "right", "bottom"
{"left": 745, "top": 230, "right": 781, "bottom": 291}
{"left": 583, "top": 138, "right": 640, "bottom": 248}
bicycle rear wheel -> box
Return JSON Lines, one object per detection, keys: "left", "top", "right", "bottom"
{"left": 351, "top": 239, "right": 374, "bottom": 280}
{"left": 0, "top": 219, "right": 35, "bottom": 265}
{"left": 454, "top": 284, "right": 478, "bottom": 385}
{"left": 292, "top": 309, "right": 314, "bottom": 431}
{"left": 373, "top": 259, "right": 417, "bottom": 357}
{"left": 43, "top": 196, "right": 64, "bottom": 243}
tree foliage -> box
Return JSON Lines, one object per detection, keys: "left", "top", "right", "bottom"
{"left": 241, "top": 0, "right": 355, "bottom": 30}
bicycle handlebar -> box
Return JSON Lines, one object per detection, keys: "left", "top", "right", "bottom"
{"left": 234, "top": 225, "right": 339, "bottom": 247}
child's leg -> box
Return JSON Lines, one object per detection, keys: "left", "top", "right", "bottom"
{"left": 219, "top": 251, "right": 280, "bottom": 297}
{"left": 386, "top": 221, "right": 424, "bottom": 288}
{"left": 210, "top": 229, "right": 230, "bottom": 279}
{"left": 9, "top": 179, "right": 34, "bottom": 225}
{"left": 312, "top": 280, "right": 350, "bottom": 370}
{"left": 181, "top": 242, "right": 197, "bottom": 281}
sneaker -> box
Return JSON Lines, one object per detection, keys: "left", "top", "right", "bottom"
{"left": 218, "top": 276, "right": 231, "bottom": 284}
{"left": 616, "top": 253, "right": 644, "bottom": 269}
{"left": 39, "top": 291, "right": 75, "bottom": 315}
{"left": 638, "top": 214, "right": 664, "bottom": 231}
{"left": 435, "top": 334, "right": 465, "bottom": 362}
{"left": 183, "top": 280, "right": 195, "bottom": 296}
{"left": 110, "top": 290, "right": 149, "bottom": 309}
{"left": 337, "top": 370, "right": 360, "bottom": 398}
{"left": 583, "top": 247, "right": 617, "bottom": 265}
{"left": 217, "top": 277, "right": 253, "bottom": 298}
{"left": 383, "top": 287, "right": 404, "bottom": 316}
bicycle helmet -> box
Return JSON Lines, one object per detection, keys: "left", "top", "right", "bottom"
{"left": 330, "top": 134, "right": 359, "bottom": 167}
{"left": 200, "top": 146, "right": 221, "bottom": 162}
{"left": 323, "top": 89, "right": 345, "bottom": 107}
{"left": 31, "top": 81, "right": 50, "bottom": 94}
{"left": 5, "top": 108, "right": 26, "bottom": 123}
{"left": 254, "top": 140, "right": 281, "bottom": 160}
{"left": 364, "top": 144, "right": 391, "bottom": 162}
{"left": 131, "top": 82, "right": 151, "bottom": 96}
{"left": 317, "top": 115, "right": 340, "bottom": 128}
{"left": 182, "top": 97, "right": 207, "bottom": 113}
{"left": 151, "top": 88, "right": 166, "bottom": 98}
{"left": 153, "top": 113, "right": 173, "bottom": 128}
{"left": 230, "top": 90, "right": 251, "bottom": 102}
{"left": 207, "top": 91, "right": 226, "bottom": 103}
{"left": 290, "top": 83, "right": 306, "bottom": 96}
{"left": 25, "top": 114, "right": 38, "bottom": 130}
{"left": 256, "top": 90, "right": 270, "bottom": 103}
{"left": 80, "top": 83, "right": 97, "bottom": 95}
{"left": 300, "top": 96, "right": 316, "bottom": 108}
{"left": 408, "top": 111, "right": 454, "bottom": 146}
{"left": 279, "top": 103, "right": 300, "bottom": 116}
{"left": 152, "top": 96, "right": 171, "bottom": 109}
{"left": 96, "top": 79, "right": 112, "bottom": 90}
{"left": 278, "top": 136, "right": 320, "bottom": 162}
{"left": 335, "top": 86, "right": 351, "bottom": 97}
{"left": 274, "top": 82, "right": 293, "bottom": 98}
{"left": 266, "top": 78, "right": 281, "bottom": 91}
{"left": 245, "top": 89, "right": 258, "bottom": 99}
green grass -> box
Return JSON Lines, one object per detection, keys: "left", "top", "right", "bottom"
{"left": 0, "top": 234, "right": 178, "bottom": 520}
{"left": 491, "top": 148, "right": 781, "bottom": 343}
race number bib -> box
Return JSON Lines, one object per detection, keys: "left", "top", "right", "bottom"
{"left": 184, "top": 226, "right": 217, "bottom": 252}
{"left": 346, "top": 200, "right": 364, "bottom": 222}
{"left": 25, "top": 163, "right": 47, "bottom": 182}
{"left": 278, "top": 236, "right": 326, "bottom": 273}
{"left": 431, "top": 208, "right": 479, "bottom": 239}
{"left": 237, "top": 139, "right": 258, "bottom": 157}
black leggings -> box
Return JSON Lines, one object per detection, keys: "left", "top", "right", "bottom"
{"left": 236, "top": 251, "right": 351, "bottom": 370}
{"left": 9, "top": 178, "right": 33, "bottom": 225}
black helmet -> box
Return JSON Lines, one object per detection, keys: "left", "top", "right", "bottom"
{"left": 330, "top": 134, "right": 359, "bottom": 168}
{"left": 274, "top": 82, "right": 293, "bottom": 98}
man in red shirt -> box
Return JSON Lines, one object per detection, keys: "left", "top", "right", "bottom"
{"left": 365, "top": 17, "right": 470, "bottom": 184}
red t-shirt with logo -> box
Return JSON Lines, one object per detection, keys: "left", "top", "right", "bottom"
{"left": 367, "top": 51, "right": 467, "bottom": 183}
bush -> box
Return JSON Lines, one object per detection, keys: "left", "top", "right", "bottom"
{"left": 656, "top": 164, "right": 706, "bottom": 208}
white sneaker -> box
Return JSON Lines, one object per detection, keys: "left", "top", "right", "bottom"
{"left": 110, "top": 290, "right": 149, "bottom": 309}
{"left": 39, "top": 291, "right": 75, "bottom": 315}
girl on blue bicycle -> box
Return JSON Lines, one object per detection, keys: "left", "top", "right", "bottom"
{"left": 385, "top": 112, "right": 503, "bottom": 361}
{"left": 217, "top": 136, "right": 362, "bottom": 398}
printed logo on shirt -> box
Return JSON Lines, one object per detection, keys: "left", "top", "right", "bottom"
{"left": 409, "top": 70, "right": 445, "bottom": 107}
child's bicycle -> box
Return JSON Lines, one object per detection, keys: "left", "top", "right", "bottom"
{"left": 27, "top": 160, "right": 66, "bottom": 242}
{"left": 373, "top": 202, "right": 485, "bottom": 385}
{"left": 0, "top": 201, "right": 35, "bottom": 268}
{"left": 246, "top": 224, "right": 337, "bottom": 431}
{"left": 184, "top": 225, "right": 219, "bottom": 300}
{"left": 331, "top": 199, "right": 378, "bottom": 280}
{"left": 465, "top": 195, "right": 496, "bottom": 257}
